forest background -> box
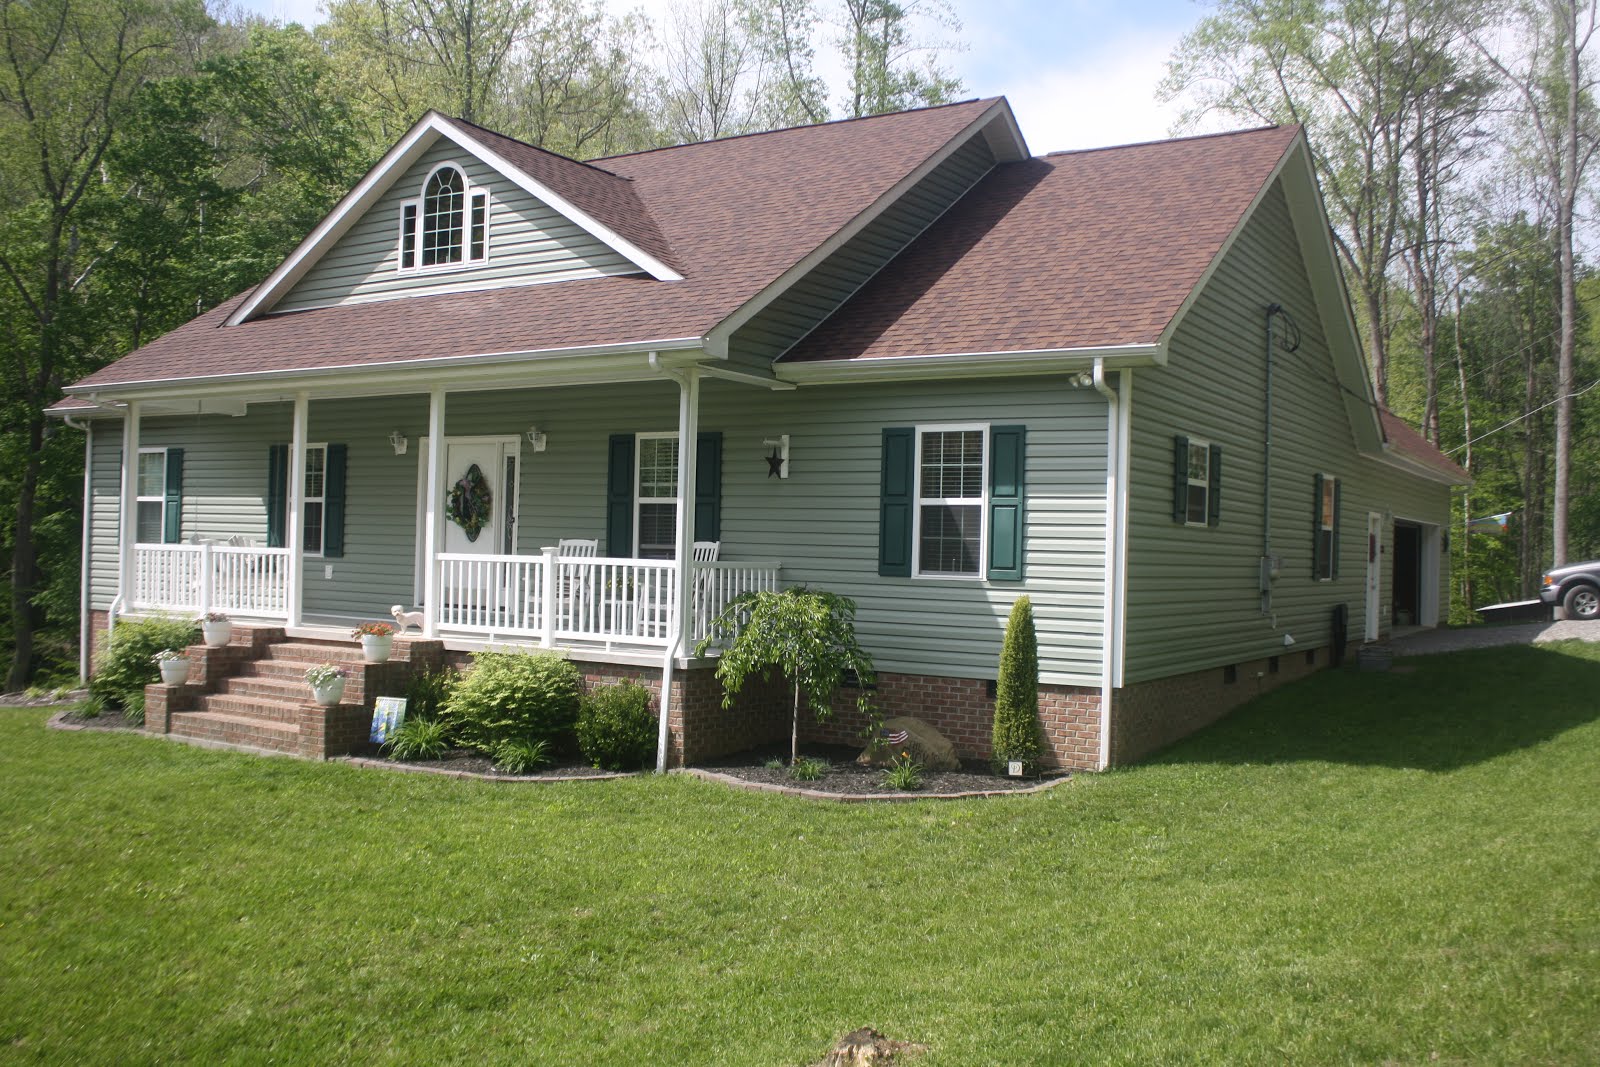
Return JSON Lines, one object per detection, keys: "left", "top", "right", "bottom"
{"left": 1, "top": 0, "right": 1596, "bottom": 687}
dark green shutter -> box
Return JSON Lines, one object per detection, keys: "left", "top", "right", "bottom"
{"left": 988, "top": 425, "right": 1025, "bottom": 581}
{"left": 694, "top": 431, "right": 722, "bottom": 541}
{"left": 1207, "top": 445, "right": 1222, "bottom": 527}
{"left": 878, "top": 428, "right": 914, "bottom": 576}
{"left": 323, "top": 444, "right": 347, "bottom": 559}
{"left": 267, "top": 445, "right": 289, "bottom": 548}
{"left": 1331, "top": 478, "right": 1341, "bottom": 579}
{"left": 162, "top": 448, "right": 184, "bottom": 544}
{"left": 1173, "top": 435, "right": 1189, "bottom": 523}
{"left": 606, "top": 434, "right": 634, "bottom": 557}
{"left": 1311, "top": 472, "right": 1325, "bottom": 578}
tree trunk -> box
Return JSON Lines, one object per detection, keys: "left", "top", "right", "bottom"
{"left": 6, "top": 415, "right": 45, "bottom": 691}
{"left": 1365, "top": 286, "right": 1388, "bottom": 405}
{"left": 790, "top": 679, "right": 800, "bottom": 765}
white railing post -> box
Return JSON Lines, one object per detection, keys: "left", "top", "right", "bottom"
{"left": 287, "top": 391, "right": 308, "bottom": 627}
{"left": 198, "top": 543, "right": 214, "bottom": 617}
{"left": 540, "top": 546, "right": 558, "bottom": 648}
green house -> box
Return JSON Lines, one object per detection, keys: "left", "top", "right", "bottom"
{"left": 52, "top": 97, "right": 1467, "bottom": 768}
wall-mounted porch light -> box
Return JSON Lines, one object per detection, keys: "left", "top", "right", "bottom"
{"left": 388, "top": 430, "right": 408, "bottom": 455}
{"left": 526, "top": 426, "right": 548, "bottom": 452}
{"left": 763, "top": 434, "right": 789, "bottom": 478}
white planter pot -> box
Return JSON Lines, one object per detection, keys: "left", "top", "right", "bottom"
{"left": 158, "top": 659, "right": 191, "bottom": 686}
{"left": 360, "top": 634, "right": 394, "bottom": 664}
{"left": 310, "top": 677, "right": 346, "bottom": 707}
{"left": 201, "top": 620, "right": 232, "bottom": 648}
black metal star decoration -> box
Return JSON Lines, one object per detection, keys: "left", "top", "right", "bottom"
{"left": 766, "top": 448, "right": 785, "bottom": 478}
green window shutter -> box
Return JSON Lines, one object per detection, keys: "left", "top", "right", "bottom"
{"left": 694, "top": 431, "right": 722, "bottom": 542}
{"left": 1172, "top": 435, "right": 1189, "bottom": 523}
{"left": 1207, "top": 444, "right": 1222, "bottom": 527}
{"left": 323, "top": 444, "right": 348, "bottom": 559}
{"left": 267, "top": 445, "right": 289, "bottom": 549}
{"left": 1331, "top": 478, "right": 1342, "bottom": 579}
{"left": 988, "top": 425, "right": 1026, "bottom": 581}
{"left": 878, "top": 428, "right": 914, "bottom": 577}
{"left": 606, "top": 434, "right": 634, "bottom": 557}
{"left": 163, "top": 448, "right": 184, "bottom": 544}
{"left": 1311, "top": 472, "right": 1325, "bottom": 578}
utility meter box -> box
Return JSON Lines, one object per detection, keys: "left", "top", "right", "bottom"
{"left": 1259, "top": 554, "right": 1282, "bottom": 591}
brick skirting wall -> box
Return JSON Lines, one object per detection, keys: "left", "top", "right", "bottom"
{"left": 1110, "top": 646, "right": 1326, "bottom": 765}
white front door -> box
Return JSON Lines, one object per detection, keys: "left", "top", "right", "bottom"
{"left": 1365, "top": 511, "right": 1382, "bottom": 641}
{"left": 414, "top": 436, "right": 520, "bottom": 603}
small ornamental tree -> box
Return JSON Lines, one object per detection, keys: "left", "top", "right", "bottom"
{"left": 694, "top": 587, "right": 875, "bottom": 765}
{"left": 992, "top": 595, "right": 1043, "bottom": 773}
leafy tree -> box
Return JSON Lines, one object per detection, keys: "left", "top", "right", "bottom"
{"left": 992, "top": 595, "right": 1042, "bottom": 773}
{"left": 695, "top": 587, "right": 874, "bottom": 765}
{"left": 839, "top": 0, "right": 963, "bottom": 117}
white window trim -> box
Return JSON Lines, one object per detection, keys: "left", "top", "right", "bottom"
{"left": 1315, "top": 472, "right": 1338, "bottom": 582}
{"left": 634, "top": 432, "right": 679, "bottom": 559}
{"left": 397, "top": 163, "right": 490, "bottom": 275}
{"left": 911, "top": 423, "right": 989, "bottom": 581}
{"left": 303, "top": 443, "right": 328, "bottom": 559}
{"left": 1183, "top": 435, "right": 1212, "bottom": 528}
{"left": 135, "top": 446, "right": 168, "bottom": 545}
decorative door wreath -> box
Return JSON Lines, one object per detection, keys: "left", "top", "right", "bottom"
{"left": 448, "top": 463, "right": 492, "bottom": 541}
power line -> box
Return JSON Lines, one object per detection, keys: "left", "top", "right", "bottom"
{"left": 1443, "top": 377, "right": 1600, "bottom": 455}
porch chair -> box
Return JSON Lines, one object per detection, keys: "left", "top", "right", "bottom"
{"left": 552, "top": 537, "right": 599, "bottom": 631}
{"left": 557, "top": 537, "right": 599, "bottom": 557}
{"left": 690, "top": 541, "right": 722, "bottom": 642}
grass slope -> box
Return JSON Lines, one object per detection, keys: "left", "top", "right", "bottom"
{"left": 2, "top": 643, "right": 1598, "bottom": 1065}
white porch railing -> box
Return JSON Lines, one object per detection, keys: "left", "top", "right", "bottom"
{"left": 435, "top": 551, "right": 780, "bottom": 649}
{"left": 131, "top": 544, "right": 291, "bottom": 618}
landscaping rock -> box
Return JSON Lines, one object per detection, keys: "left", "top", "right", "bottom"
{"left": 816, "top": 1027, "right": 925, "bottom": 1066}
{"left": 856, "top": 716, "right": 959, "bottom": 771}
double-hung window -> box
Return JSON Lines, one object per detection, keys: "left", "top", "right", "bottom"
{"left": 303, "top": 445, "right": 327, "bottom": 556}
{"left": 1313, "top": 473, "right": 1340, "bottom": 580}
{"left": 136, "top": 448, "right": 168, "bottom": 543}
{"left": 1172, "top": 434, "right": 1221, "bottom": 527}
{"left": 915, "top": 426, "right": 987, "bottom": 578}
{"left": 399, "top": 164, "right": 490, "bottom": 272}
{"left": 635, "top": 434, "right": 678, "bottom": 559}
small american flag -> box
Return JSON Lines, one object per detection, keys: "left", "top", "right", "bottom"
{"left": 879, "top": 728, "right": 909, "bottom": 745}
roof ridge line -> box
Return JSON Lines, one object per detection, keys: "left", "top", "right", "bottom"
{"left": 1040, "top": 123, "right": 1292, "bottom": 159}
{"left": 589, "top": 97, "right": 999, "bottom": 162}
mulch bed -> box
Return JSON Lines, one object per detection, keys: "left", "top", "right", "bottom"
{"left": 345, "top": 747, "right": 634, "bottom": 782}
{"left": 692, "top": 743, "right": 1070, "bottom": 800}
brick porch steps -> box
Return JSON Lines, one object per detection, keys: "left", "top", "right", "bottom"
{"left": 168, "top": 708, "right": 301, "bottom": 753}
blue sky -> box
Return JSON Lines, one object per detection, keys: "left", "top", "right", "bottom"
{"left": 234, "top": 0, "right": 1210, "bottom": 154}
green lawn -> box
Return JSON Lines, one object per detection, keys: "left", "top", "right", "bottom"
{"left": 3, "top": 644, "right": 1598, "bottom": 1066}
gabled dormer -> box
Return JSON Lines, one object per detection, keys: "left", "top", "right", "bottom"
{"left": 229, "top": 113, "right": 681, "bottom": 323}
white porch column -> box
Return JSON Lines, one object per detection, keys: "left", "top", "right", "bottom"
{"left": 422, "top": 388, "right": 446, "bottom": 638}
{"left": 672, "top": 368, "right": 701, "bottom": 652}
{"left": 287, "top": 391, "right": 308, "bottom": 627}
{"left": 117, "top": 400, "right": 142, "bottom": 613}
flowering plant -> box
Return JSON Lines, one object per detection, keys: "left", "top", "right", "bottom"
{"left": 351, "top": 621, "right": 395, "bottom": 638}
{"left": 152, "top": 648, "right": 190, "bottom": 663}
{"left": 303, "top": 663, "right": 348, "bottom": 687}
{"left": 197, "top": 611, "right": 230, "bottom": 623}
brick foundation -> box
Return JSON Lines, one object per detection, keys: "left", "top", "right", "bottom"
{"left": 1110, "top": 646, "right": 1325, "bottom": 765}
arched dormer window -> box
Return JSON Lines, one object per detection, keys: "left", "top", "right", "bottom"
{"left": 399, "top": 164, "right": 489, "bottom": 271}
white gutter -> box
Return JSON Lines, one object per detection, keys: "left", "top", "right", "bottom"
{"left": 64, "top": 414, "right": 93, "bottom": 681}
{"left": 1089, "top": 358, "right": 1126, "bottom": 770}
{"left": 778, "top": 343, "right": 1161, "bottom": 385}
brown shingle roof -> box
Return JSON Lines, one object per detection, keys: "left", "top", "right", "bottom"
{"left": 1379, "top": 409, "right": 1469, "bottom": 483}
{"left": 70, "top": 98, "right": 1001, "bottom": 390}
{"left": 781, "top": 125, "right": 1301, "bottom": 362}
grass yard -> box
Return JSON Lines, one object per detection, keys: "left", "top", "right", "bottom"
{"left": 2, "top": 643, "right": 1598, "bottom": 1065}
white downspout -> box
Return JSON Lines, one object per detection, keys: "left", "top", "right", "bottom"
{"left": 65, "top": 415, "right": 93, "bottom": 681}
{"left": 649, "top": 352, "right": 700, "bottom": 773}
{"left": 117, "top": 401, "right": 141, "bottom": 633}
{"left": 1090, "top": 359, "right": 1122, "bottom": 770}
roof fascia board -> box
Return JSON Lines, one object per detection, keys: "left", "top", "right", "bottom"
{"left": 66, "top": 337, "right": 708, "bottom": 401}
{"left": 706, "top": 99, "right": 1025, "bottom": 349}
{"left": 775, "top": 344, "right": 1160, "bottom": 384}
{"left": 444, "top": 119, "right": 683, "bottom": 282}
{"left": 227, "top": 115, "right": 447, "bottom": 325}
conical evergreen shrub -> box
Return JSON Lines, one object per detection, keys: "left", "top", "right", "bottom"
{"left": 992, "top": 595, "right": 1042, "bottom": 772}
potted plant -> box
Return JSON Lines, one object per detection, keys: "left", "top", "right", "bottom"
{"left": 198, "top": 611, "right": 232, "bottom": 648}
{"left": 153, "top": 648, "right": 191, "bottom": 686}
{"left": 352, "top": 621, "right": 396, "bottom": 663}
{"left": 304, "top": 663, "right": 348, "bottom": 706}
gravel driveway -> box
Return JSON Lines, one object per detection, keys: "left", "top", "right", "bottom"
{"left": 1392, "top": 619, "right": 1600, "bottom": 656}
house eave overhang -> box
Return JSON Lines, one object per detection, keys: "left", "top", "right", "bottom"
{"left": 774, "top": 343, "right": 1162, "bottom": 384}
{"left": 1369, "top": 445, "right": 1472, "bottom": 487}
{"left": 62, "top": 336, "right": 709, "bottom": 406}
{"left": 226, "top": 112, "right": 680, "bottom": 326}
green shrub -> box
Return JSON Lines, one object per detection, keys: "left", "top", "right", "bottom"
{"left": 76, "top": 692, "right": 107, "bottom": 719}
{"left": 122, "top": 690, "right": 146, "bottom": 727}
{"left": 404, "top": 666, "right": 459, "bottom": 722}
{"left": 90, "top": 616, "right": 199, "bottom": 710}
{"left": 443, "top": 650, "right": 580, "bottom": 755}
{"left": 882, "top": 753, "right": 924, "bottom": 791}
{"left": 575, "top": 682, "right": 655, "bottom": 770}
{"left": 384, "top": 717, "right": 452, "bottom": 761}
{"left": 789, "top": 756, "right": 828, "bottom": 782}
{"left": 992, "top": 595, "right": 1043, "bottom": 774}
{"left": 494, "top": 737, "right": 551, "bottom": 775}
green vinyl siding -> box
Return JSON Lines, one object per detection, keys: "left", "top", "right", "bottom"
{"left": 727, "top": 135, "right": 996, "bottom": 369}
{"left": 1123, "top": 178, "right": 1452, "bottom": 684}
{"left": 275, "top": 139, "right": 638, "bottom": 314}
